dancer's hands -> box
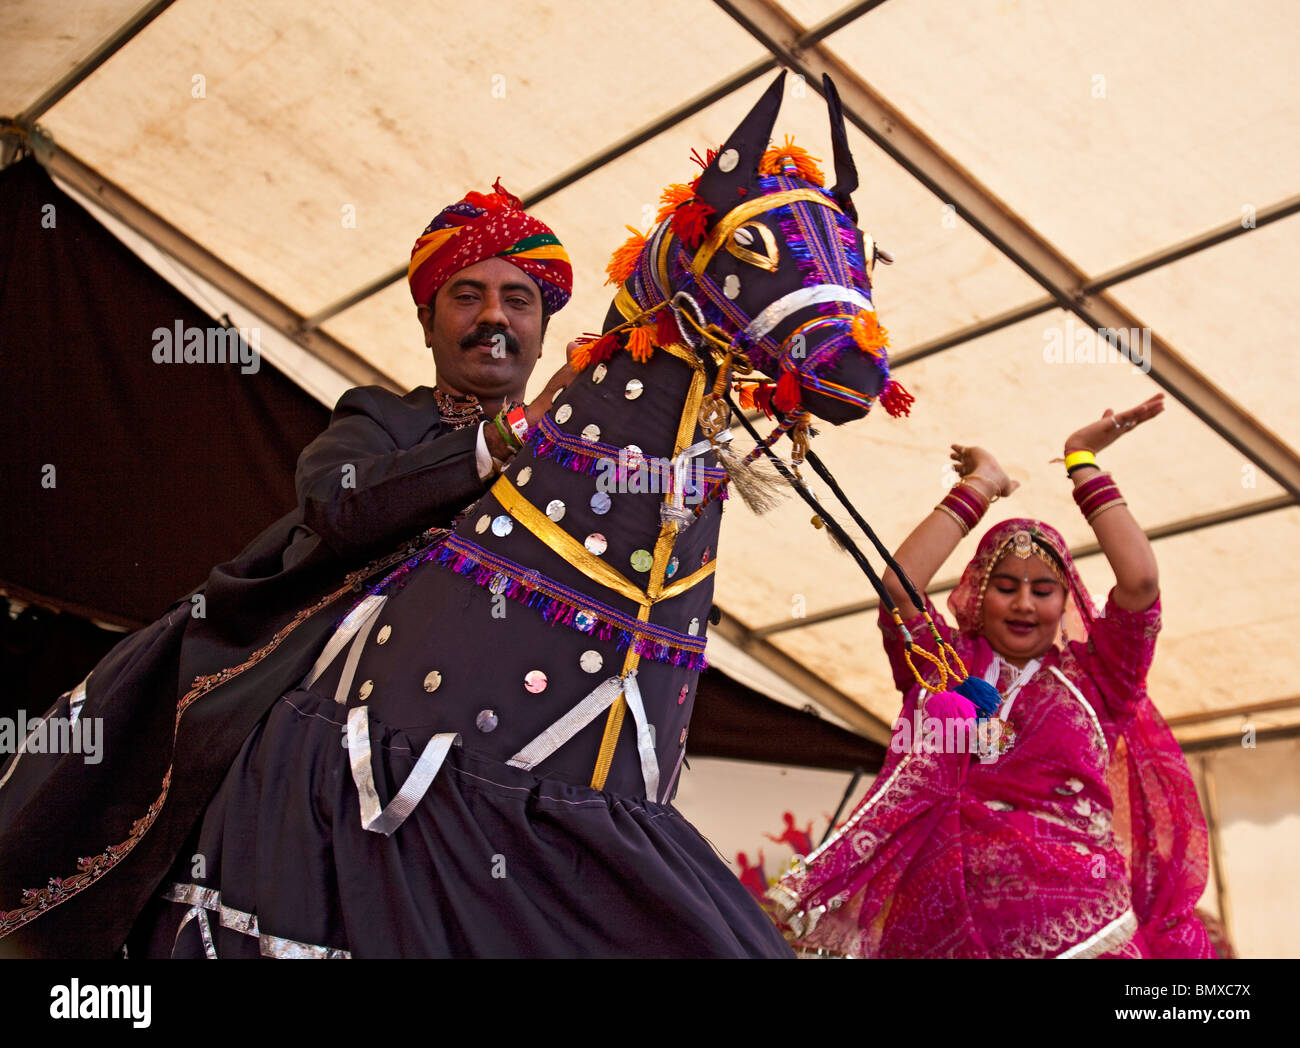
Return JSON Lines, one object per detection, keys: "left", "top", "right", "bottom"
{"left": 1064, "top": 394, "right": 1165, "bottom": 456}
{"left": 950, "top": 444, "right": 1019, "bottom": 501}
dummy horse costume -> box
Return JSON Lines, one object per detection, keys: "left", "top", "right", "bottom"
{"left": 2, "top": 73, "right": 932, "bottom": 958}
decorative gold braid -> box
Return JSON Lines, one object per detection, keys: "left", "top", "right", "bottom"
{"left": 492, "top": 476, "right": 648, "bottom": 606}
{"left": 690, "top": 189, "right": 842, "bottom": 275}
{"left": 590, "top": 360, "right": 708, "bottom": 791}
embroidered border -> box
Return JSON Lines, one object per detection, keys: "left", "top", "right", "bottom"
{"left": 0, "top": 535, "right": 440, "bottom": 942}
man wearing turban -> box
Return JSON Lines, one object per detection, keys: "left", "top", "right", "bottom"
{"left": 297, "top": 180, "right": 577, "bottom": 561}
{"left": 0, "top": 185, "right": 577, "bottom": 958}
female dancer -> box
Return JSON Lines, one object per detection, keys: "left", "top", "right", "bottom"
{"left": 769, "top": 394, "right": 1216, "bottom": 958}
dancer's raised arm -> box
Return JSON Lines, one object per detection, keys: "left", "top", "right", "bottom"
{"left": 882, "top": 445, "right": 1018, "bottom": 618}
{"left": 1062, "top": 393, "right": 1164, "bottom": 611}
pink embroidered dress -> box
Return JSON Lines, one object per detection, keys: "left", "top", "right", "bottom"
{"left": 768, "top": 519, "right": 1214, "bottom": 959}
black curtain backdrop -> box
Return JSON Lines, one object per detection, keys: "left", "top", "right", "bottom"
{"left": 0, "top": 155, "right": 883, "bottom": 773}
{"left": 0, "top": 156, "right": 330, "bottom": 625}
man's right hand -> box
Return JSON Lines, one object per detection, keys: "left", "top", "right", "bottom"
{"left": 524, "top": 342, "right": 581, "bottom": 429}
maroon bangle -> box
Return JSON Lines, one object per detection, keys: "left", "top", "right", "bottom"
{"left": 938, "top": 484, "right": 988, "bottom": 534}
{"left": 1077, "top": 480, "right": 1125, "bottom": 523}
{"left": 1078, "top": 482, "right": 1120, "bottom": 511}
{"left": 1079, "top": 490, "right": 1120, "bottom": 517}
{"left": 1072, "top": 472, "right": 1114, "bottom": 503}
{"left": 947, "top": 486, "right": 985, "bottom": 518}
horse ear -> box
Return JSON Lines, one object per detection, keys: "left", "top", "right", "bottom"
{"left": 694, "top": 70, "right": 787, "bottom": 209}
{"left": 822, "top": 74, "right": 859, "bottom": 221}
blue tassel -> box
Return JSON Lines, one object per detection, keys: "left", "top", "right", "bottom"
{"left": 955, "top": 676, "right": 1002, "bottom": 718}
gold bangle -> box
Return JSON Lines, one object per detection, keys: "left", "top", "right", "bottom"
{"left": 961, "top": 473, "right": 999, "bottom": 503}
{"left": 934, "top": 502, "right": 971, "bottom": 536}
{"left": 1086, "top": 498, "right": 1128, "bottom": 525}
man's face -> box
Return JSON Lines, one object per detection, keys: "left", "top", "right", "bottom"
{"left": 418, "top": 256, "right": 545, "bottom": 400}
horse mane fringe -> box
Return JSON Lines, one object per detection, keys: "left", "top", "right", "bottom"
{"left": 716, "top": 446, "right": 786, "bottom": 514}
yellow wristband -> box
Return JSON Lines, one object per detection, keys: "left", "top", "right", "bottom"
{"left": 1064, "top": 449, "right": 1097, "bottom": 472}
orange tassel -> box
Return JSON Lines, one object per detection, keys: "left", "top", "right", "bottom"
{"left": 880, "top": 378, "right": 915, "bottom": 418}
{"left": 656, "top": 183, "right": 695, "bottom": 223}
{"left": 758, "top": 136, "right": 824, "bottom": 186}
{"left": 737, "top": 385, "right": 756, "bottom": 411}
{"left": 626, "top": 324, "right": 655, "bottom": 363}
{"left": 851, "top": 310, "right": 889, "bottom": 358}
{"left": 774, "top": 369, "right": 802, "bottom": 412}
{"left": 605, "top": 226, "right": 647, "bottom": 287}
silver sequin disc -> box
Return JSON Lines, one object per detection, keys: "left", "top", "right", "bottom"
{"left": 546, "top": 499, "right": 566, "bottom": 522}
{"left": 488, "top": 572, "right": 509, "bottom": 596}
{"left": 358, "top": 679, "right": 373, "bottom": 700}
{"left": 585, "top": 533, "right": 608, "bottom": 555}
{"left": 581, "top": 423, "right": 601, "bottom": 443}
{"left": 491, "top": 515, "right": 513, "bottom": 537}
{"left": 624, "top": 444, "right": 644, "bottom": 468}
{"left": 624, "top": 378, "right": 644, "bottom": 400}
{"left": 516, "top": 466, "right": 532, "bottom": 487}
{"left": 580, "top": 650, "right": 603, "bottom": 674}
{"left": 423, "top": 671, "right": 442, "bottom": 693}
{"left": 476, "top": 709, "right": 499, "bottom": 733}
{"left": 718, "top": 148, "right": 740, "bottom": 173}
{"left": 574, "top": 610, "right": 597, "bottom": 631}
{"left": 590, "top": 491, "right": 611, "bottom": 515}
{"left": 687, "top": 617, "right": 700, "bottom": 636}
{"left": 555, "top": 403, "right": 573, "bottom": 424}
{"left": 665, "top": 556, "right": 679, "bottom": 579}
{"left": 524, "top": 670, "right": 548, "bottom": 694}
{"left": 630, "top": 549, "right": 654, "bottom": 572}
{"left": 475, "top": 514, "right": 491, "bottom": 534}
{"left": 723, "top": 274, "right": 741, "bottom": 300}
{"left": 592, "top": 363, "right": 608, "bottom": 384}
{"left": 376, "top": 625, "right": 392, "bottom": 645}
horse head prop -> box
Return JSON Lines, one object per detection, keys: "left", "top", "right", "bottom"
{"left": 582, "top": 69, "right": 907, "bottom": 455}
{"left": 325, "top": 72, "right": 912, "bottom": 810}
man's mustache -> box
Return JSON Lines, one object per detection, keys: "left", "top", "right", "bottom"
{"left": 461, "top": 325, "right": 519, "bottom": 356}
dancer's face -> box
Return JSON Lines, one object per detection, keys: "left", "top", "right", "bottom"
{"left": 980, "top": 553, "right": 1066, "bottom": 667}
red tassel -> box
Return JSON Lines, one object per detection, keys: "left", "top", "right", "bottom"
{"left": 671, "top": 198, "right": 715, "bottom": 249}
{"left": 589, "top": 333, "right": 618, "bottom": 366}
{"left": 571, "top": 332, "right": 617, "bottom": 371}
{"left": 690, "top": 146, "right": 719, "bottom": 171}
{"left": 656, "top": 309, "right": 681, "bottom": 346}
{"left": 774, "top": 369, "right": 802, "bottom": 413}
{"left": 753, "top": 384, "right": 775, "bottom": 418}
{"left": 880, "top": 378, "right": 915, "bottom": 418}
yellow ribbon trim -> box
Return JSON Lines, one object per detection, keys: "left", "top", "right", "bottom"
{"left": 492, "top": 476, "right": 647, "bottom": 607}
{"left": 591, "top": 357, "right": 709, "bottom": 791}
{"left": 657, "top": 558, "right": 716, "bottom": 604}
{"left": 691, "top": 189, "right": 842, "bottom": 276}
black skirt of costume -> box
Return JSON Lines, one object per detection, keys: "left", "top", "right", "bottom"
{"left": 130, "top": 563, "right": 792, "bottom": 958}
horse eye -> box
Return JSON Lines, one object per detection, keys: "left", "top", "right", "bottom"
{"left": 725, "top": 222, "right": 779, "bottom": 273}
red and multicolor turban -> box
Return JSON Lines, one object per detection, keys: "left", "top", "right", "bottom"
{"left": 408, "top": 179, "right": 572, "bottom": 314}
